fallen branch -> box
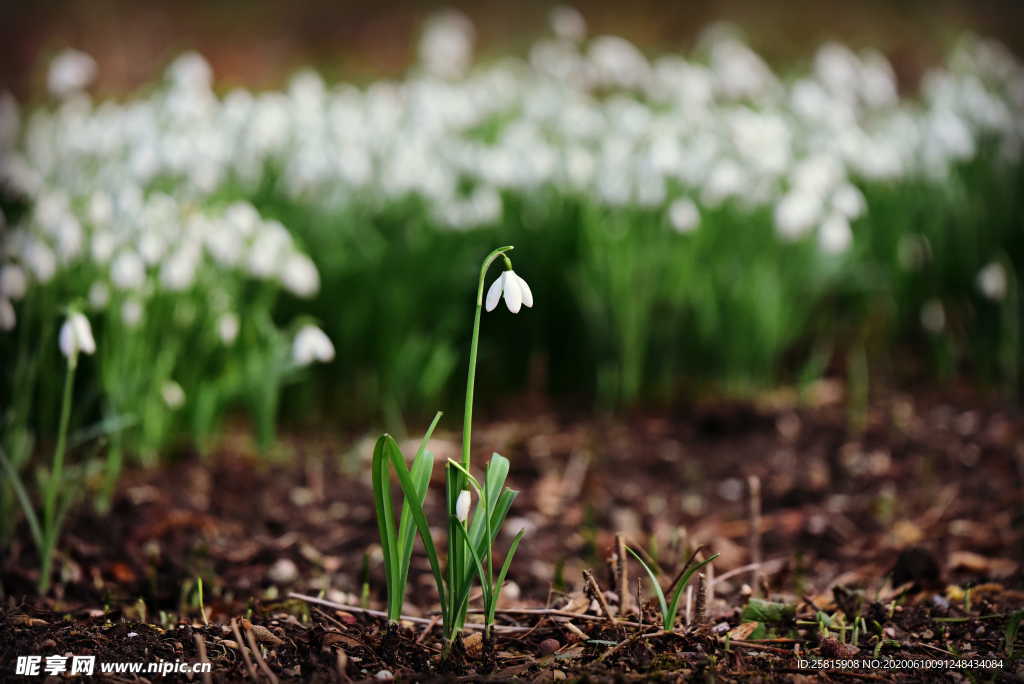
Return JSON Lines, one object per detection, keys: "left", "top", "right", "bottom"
{"left": 288, "top": 593, "right": 529, "bottom": 634}
{"left": 230, "top": 619, "right": 259, "bottom": 680}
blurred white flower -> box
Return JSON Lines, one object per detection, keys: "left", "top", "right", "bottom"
{"left": 831, "top": 183, "right": 866, "bottom": 219}
{"left": 292, "top": 324, "right": 335, "bottom": 366}
{"left": 88, "top": 192, "right": 114, "bottom": 226}
{"left": 0, "top": 297, "right": 14, "bottom": 331}
{"left": 977, "top": 261, "right": 1007, "bottom": 300}
{"left": 0, "top": 263, "right": 27, "bottom": 299}
{"left": 111, "top": 251, "right": 146, "bottom": 290}
{"left": 485, "top": 270, "right": 533, "bottom": 314}
{"left": 48, "top": 49, "right": 97, "bottom": 98}
{"left": 218, "top": 312, "right": 240, "bottom": 345}
{"left": 455, "top": 489, "right": 471, "bottom": 523}
{"left": 22, "top": 240, "right": 57, "bottom": 283}
{"left": 281, "top": 253, "right": 320, "bottom": 298}
{"left": 774, "top": 190, "right": 822, "bottom": 240}
{"left": 550, "top": 6, "right": 586, "bottom": 42}
{"left": 88, "top": 281, "right": 110, "bottom": 309}
{"left": 167, "top": 52, "right": 213, "bottom": 91}
{"left": 121, "top": 299, "right": 143, "bottom": 327}
{"left": 160, "top": 246, "right": 199, "bottom": 291}
{"left": 59, "top": 311, "right": 96, "bottom": 358}
{"left": 420, "top": 10, "right": 475, "bottom": 79}
{"left": 920, "top": 299, "right": 946, "bottom": 333}
{"left": 668, "top": 198, "right": 700, "bottom": 233}
{"left": 161, "top": 380, "right": 186, "bottom": 409}
{"left": 818, "top": 213, "right": 853, "bottom": 254}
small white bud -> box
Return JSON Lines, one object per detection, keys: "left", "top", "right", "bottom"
{"left": 455, "top": 490, "right": 471, "bottom": 524}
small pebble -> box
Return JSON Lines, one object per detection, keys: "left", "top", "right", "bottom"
{"left": 375, "top": 669, "right": 393, "bottom": 680}
{"left": 538, "top": 638, "right": 560, "bottom": 656}
{"left": 268, "top": 558, "right": 299, "bottom": 584}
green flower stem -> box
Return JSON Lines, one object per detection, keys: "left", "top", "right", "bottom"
{"left": 40, "top": 353, "right": 76, "bottom": 593}
{"left": 462, "top": 245, "right": 513, "bottom": 470}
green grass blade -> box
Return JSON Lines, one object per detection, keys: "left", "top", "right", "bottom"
{"left": 0, "top": 449, "right": 43, "bottom": 550}
{"left": 628, "top": 546, "right": 669, "bottom": 629}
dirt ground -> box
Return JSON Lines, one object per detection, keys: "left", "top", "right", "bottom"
{"left": 2, "top": 382, "right": 1023, "bottom": 681}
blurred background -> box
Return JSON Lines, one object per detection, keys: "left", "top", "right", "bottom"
{"left": 1, "top": 0, "right": 1022, "bottom": 466}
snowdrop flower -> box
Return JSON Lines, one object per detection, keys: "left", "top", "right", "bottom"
{"left": 818, "top": 213, "right": 853, "bottom": 254}
{"left": 419, "top": 10, "right": 475, "bottom": 79}
{"left": 668, "top": 198, "right": 700, "bottom": 233}
{"left": 281, "top": 253, "right": 320, "bottom": 298}
{"left": 59, "top": 311, "right": 96, "bottom": 359}
{"left": 831, "top": 183, "right": 866, "bottom": 219}
{"left": 774, "top": 190, "right": 823, "bottom": 240}
{"left": 920, "top": 299, "right": 946, "bottom": 334}
{"left": 0, "top": 298, "right": 14, "bottom": 331}
{"left": 48, "top": 49, "right": 97, "bottom": 98}
{"left": 111, "top": 251, "right": 146, "bottom": 290}
{"left": 292, "top": 324, "right": 335, "bottom": 366}
{"left": 455, "top": 489, "right": 471, "bottom": 523}
{"left": 22, "top": 240, "right": 56, "bottom": 283}
{"left": 977, "top": 261, "right": 1007, "bottom": 300}
{"left": 550, "top": 6, "right": 586, "bottom": 42}
{"left": 161, "top": 380, "right": 186, "bottom": 409}
{"left": 217, "top": 312, "right": 240, "bottom": 345}
{"left": 485, "top": 270, "right": 534, "bottom": 314}
{"left": 0, "top": 263, "right": 27, "bottom": 299}
{"left": 88, "top": 281, "right": 110, "bottom": 309}
{"left": 121, "top": 299, "right": 143, "bottom": 328}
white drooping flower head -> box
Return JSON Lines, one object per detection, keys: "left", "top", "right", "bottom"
{"left": 668, "top": 198, "right": 700, "bottom": 233}
{"left": 161, "top": 380, "right": 186, "bottom": 409}
{"left": 292, "top": 324, "right": 335, "bottom": 366}
{"left": 485, "top": 270, "right": 534, "bottom": 314}
{"left": 419, "top": 9, "right": 475, "bottom": 79}
{"left": 48, "top": 48, "right": 97, "bottom": 98}
{"left": 977, "top": 261, "right": 1007, "bottom": 300}
{"left": 0, "top": 297, "right": 15, "bottom": 331}
{"left": 59, "top": 311, "right": 96, "bottom": 359}
{"left": 455, "top": 489, "right": 472, "bottom": 523}
{"left": 218, "top": 312, "right": 240, "bottom": 345}
{"left": 0, "top": 263, "right": 27, "bottom": 300}
{"left": 818, "top": 213, "right": 853, "bottom": 255}
{"left": 550, "top": 6, "right": 586, "bottom": 42}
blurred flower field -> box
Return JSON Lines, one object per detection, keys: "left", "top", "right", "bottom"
{"left": 1, "top": 11, "right": 1023, "bottom": 506}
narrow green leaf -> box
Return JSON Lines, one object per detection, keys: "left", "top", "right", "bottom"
{"left": 628, "top": 547, "right": 669, "bottom": 629}
{"left": 0, "top": 449, "right": 43, "bottom": 550}
{"left": 1007, "top": 609, "right": 1023, "bottom": 659}
{"left": 489, "top": 529, "right": 525, "bottom": 624}
{"left": 384, "top": 434, "right": 447, "bottom": 609}
{"left": 666, "top": 553, "right": 719, "bottom": 626}
{"left": 453, "top": 518, "right": 490, "bottom": 619}
{"left": 371, "top": 436, "right": 400, "bottom": 618}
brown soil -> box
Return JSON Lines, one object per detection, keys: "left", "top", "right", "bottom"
{"left": 2, "top": 384, "right": 1023, "bottom": 681}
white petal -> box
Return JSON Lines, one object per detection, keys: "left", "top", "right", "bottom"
{"left": 59, "top": 319, "right": 75, "bottom": 358}
{"left": 73, "top": 312, "right": 96, "bottom": 354}
{"left": 485, "top": 272, "right": 505, "bottom": 312}
{"left": 503, "top": 270, "right": 522, "bottom": 313}
{"left": 515, "top": 273, "right": 533, "bottom": 308}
